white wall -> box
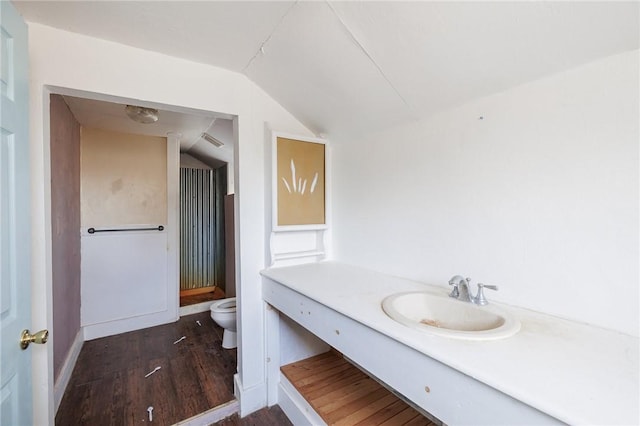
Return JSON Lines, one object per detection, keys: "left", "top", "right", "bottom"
{"left": 180, "top": 153, "right": 212, "bottom": 170}
{"left": 80, "top": 128, "right": 171, "bottom": 339}
{"left": 81, "top": 231, "right": 170, "bottom": 338}
{"left": 279, "top": 315, "right": 330, "bottom": 366}
{"left": 27, "top": 23, "right": 312, "bottom": 424}
{"left": 332, "top": 50, "right": 639, "bottom": 337}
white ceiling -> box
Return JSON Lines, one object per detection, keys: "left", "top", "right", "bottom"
{"left": 64, "top": 95, "right": 214, "bottom": 147}
{"left": 16, "top": 1, "right": 639, "bottom": 139}
{"left": 63, "top": 95, "right": 234, "bottom": 168}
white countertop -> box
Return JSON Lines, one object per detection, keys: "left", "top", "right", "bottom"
{"left": 262, "top": 261, "right": 639, "bottom": 426}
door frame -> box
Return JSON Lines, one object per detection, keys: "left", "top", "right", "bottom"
{"left": 40, "top": 85, "right": 238, "bottom": 419}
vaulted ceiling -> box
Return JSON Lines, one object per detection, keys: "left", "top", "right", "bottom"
{"left": 15, "top": 1, "right": 640, "bottom": 139}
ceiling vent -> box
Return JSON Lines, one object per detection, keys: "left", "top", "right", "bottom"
{"left": 201, "top": 132, "right": 224, "bottom": 147}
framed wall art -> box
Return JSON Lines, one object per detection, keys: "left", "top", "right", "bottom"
{"left": 272, "top": 133, "right": 328, "bottom": 231}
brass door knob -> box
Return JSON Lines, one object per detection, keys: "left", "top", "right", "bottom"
{"left": 20, "top": 329, "right": 49, "bottom": 350}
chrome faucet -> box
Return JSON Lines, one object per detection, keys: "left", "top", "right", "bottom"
{"left": 448, "top": 275, "right": 498, "bottom": 305}
{"left": 448, "top": 275, "right": 473, "bottom": 302}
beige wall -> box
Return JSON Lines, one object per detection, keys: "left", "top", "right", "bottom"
{"left": 81, "top": 128, "right": 167, "bottom": 228}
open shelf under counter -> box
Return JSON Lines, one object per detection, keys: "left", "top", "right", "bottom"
{"left": 260, "top": 262, "right": 637, "bottom": 425}
{"left": 281, "top": 350, "right": 439, "bottom": 425}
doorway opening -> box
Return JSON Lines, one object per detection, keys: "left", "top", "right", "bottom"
{"left": 47, "top": 87, "right": 238, "bottom": 421}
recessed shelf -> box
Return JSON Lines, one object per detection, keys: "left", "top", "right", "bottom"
{"left": 281, "top": 351, "right": 438, "bottom": 425}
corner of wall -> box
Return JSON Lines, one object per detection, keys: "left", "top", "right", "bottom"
{"left": 234, "top": 373, "right": 267, "bottom": 417}
{"left": 53, "top": 328, "right": 84, "bottom": 414}
{"left": 49, "top": 93, "right": 82, "bottom": 382}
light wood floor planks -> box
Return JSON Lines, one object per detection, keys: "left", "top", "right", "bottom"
{"left": 180, "top": 286, "right": 226, "bottom": 306}
{"left": 281, "top": 351, "right": 438, "bottom": 426}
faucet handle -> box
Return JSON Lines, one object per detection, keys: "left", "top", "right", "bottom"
{"left": 474, "top": 283, "right": 498, "bottom": 306}
{"left": 480, "top": 284, "right": 498, "bottom": 291}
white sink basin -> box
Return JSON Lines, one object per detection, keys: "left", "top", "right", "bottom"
{"left": 382, "top": 291, "right": 520, "bottom": 340}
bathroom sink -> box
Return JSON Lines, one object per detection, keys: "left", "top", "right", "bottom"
{"left": 382, "top": 291, "right": 520, "bottom": 340}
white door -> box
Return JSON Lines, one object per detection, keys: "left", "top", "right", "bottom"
{"left": 0, "top": 2, "right": 35, "bottom": 425}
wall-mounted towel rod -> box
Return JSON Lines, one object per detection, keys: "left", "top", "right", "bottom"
{"left": 88, "top": 225, "right": 164, "bottom": 234}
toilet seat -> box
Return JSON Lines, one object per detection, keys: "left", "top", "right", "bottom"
{"left": 210, "top": 297, "right": 236, "bottom": 313}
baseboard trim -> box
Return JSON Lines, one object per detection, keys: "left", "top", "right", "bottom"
{"left": 278, "top": 373, "right": 326, "bottom": 426}
{"left": 83, "top": 310, "right": 177, "bottom": 340}
{"left": 54, "top": 329, "right": 84, "bottom": 413}
{"left": 179, "top": 300, "right": 214, "bottom": 317}
{"left": 234, "top": 374, "right": 268, "bottom": 417}
{"left": 173, "top": 399, "right": 239, "bottom": 426}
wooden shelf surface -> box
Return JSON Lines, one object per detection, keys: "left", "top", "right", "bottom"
{"left": 281, "top": 351, "right": 437, "bottom": 426}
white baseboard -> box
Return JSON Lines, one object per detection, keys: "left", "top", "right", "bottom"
{"left": 83, "top": 310, "right": 177, "bottom": 340}
{"left": 278, "top": 374, "right": 326, "bottom": 426}
{"left": 173, "top": 399, "right": 239, "bottom": 426}
{"left": 54, "top": 329, "right": 84, "bottom": 413}
{"left": 234, "top": 373, "right": 268, "bottom": 417}
{"left": 179, "top": 300, "right": 214, "bottom": 317}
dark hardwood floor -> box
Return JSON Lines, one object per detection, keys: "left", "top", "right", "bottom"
{"left": 56, "top": 312, "right": 237, "bottom": 425}
{"left": 212, "top": 406, "right": 292, "bottom": 426}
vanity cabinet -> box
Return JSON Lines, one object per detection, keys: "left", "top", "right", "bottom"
{"left": 262, "top": 277, "right": 558, "bottom": 425}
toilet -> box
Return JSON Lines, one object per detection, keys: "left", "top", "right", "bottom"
{"left": 210, "top": 297, "right": 237, "bottom": 349}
